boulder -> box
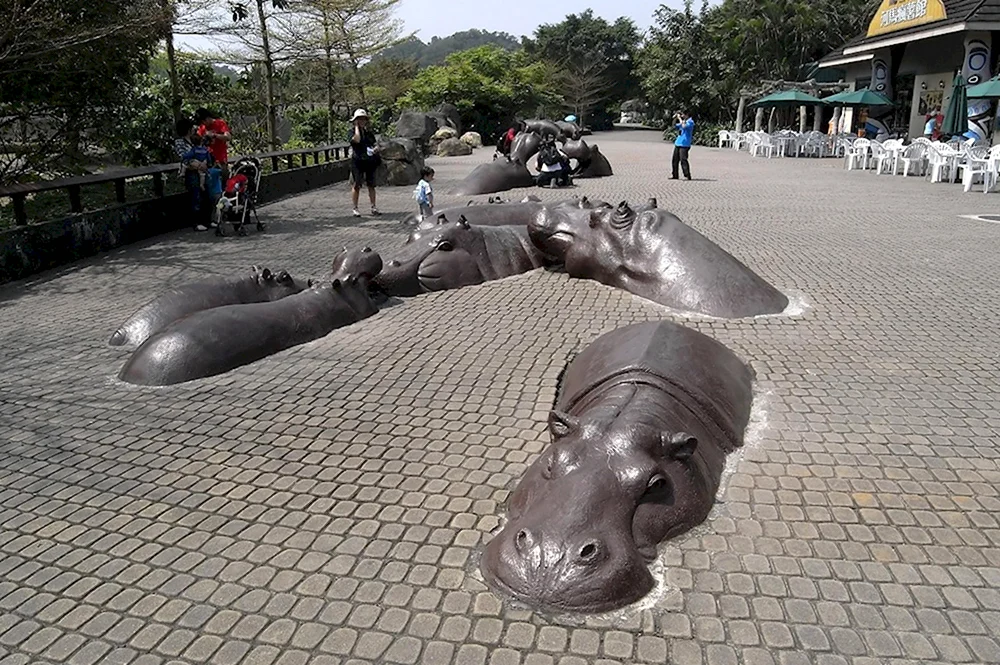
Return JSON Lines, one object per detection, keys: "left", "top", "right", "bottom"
{"left": 432, "top": 127, "right": 458, "bottom": 140}
{"left": 427, "top": 112, "right": 456, "bottom": 133}
{"left": 372, "top": 138, "right": 424, "bottom": 186}
{"left": 396, "top": 112, "right": 436, "bottom": 144}
{"left": 435, "top": 103, "right": 463, "bottom": 134}
{"left": 437, "top": 137, "right": 473, "bottom": 157}
{"left": 460, "top": 132, "right": 483, "bottom": 148}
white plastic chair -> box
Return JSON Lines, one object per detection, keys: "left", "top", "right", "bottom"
{"left": 845, "top": 138, "right": 870, "bottom": 170}
{"left": 751, "top": 134, "right": 775, "bottom": 158}
{"left": 718, "top": 130, "right": 734, "bottom": 149}
{"left": 874, "top": 140, "right": 901, "bottom": 174}
{"left": 926, "top": 143, "right": 962, "bottom": 183}
{"left": 960, "top": 146, "right": 993, "bottom": 192}
{"left": 898, "top": 143, "right": 928, "bottom": 177}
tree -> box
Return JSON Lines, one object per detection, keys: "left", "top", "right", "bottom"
{"left": 399, "top": 45, "right": 557, "bottom": 141}
{"left": 550, "top": 57, "right": 614, "bottom": 127}
{"left": 0, "top": 0, "right": 169, "bottom": 184}
{"left": 523, "top": 10, "right": 641, "bottom": 124}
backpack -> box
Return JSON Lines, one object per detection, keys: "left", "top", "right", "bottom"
{"left": 539, "top": 143, "right": 562, "bottom": 166}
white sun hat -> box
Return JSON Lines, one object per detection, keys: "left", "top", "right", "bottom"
{"left": 352, "top": 108, "right": 369, "bottom": 120}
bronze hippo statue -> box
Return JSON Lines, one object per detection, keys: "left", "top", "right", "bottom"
{"left": 108, "top": 266, "right": 306, "bottom": 347}
{"left": 375, "top": 217, "right": 553, "bottom": 297}
{"left": 328, "top": 246, "right": 379, "bottom": 282}
{"left": 528, "top": 200, "right": 787, "bottom": 318}
{"left": 555, "top": 120, "right": 583, "bottom": 140}
{"left": 405, "top": 197, "right": 611, "bottom": 235}
{"left": 575, "top": 144, "right": 613, "bottom": 178}
{"left": 451, "top": 158, "right": 536, "bottom": 196}
{"left": 118, "top": 252, "right": 382, "bottom": 386}
{"left": 561, "top": 138, "right": 593, "bottom": 174}
{"left": 511, "top": 132, "right": 542, "bottom": 165}
{"left": 481, "top": 320, "right": 754, "bottom": 613}
{"left": 524, "top": 119, "right": 564, "bottom": 140}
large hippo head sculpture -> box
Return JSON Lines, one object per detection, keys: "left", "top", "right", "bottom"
{"left": 481, "top": 320, "right": 754, "bottom": 613}
{"left": 527, "top": 201, "right": 788, "bottom": 318}
{"left": 374, "top": 218, "right": 552, "bottom": 296}
{"left": 328, "top": 246, "right": 383, "bottom": 283}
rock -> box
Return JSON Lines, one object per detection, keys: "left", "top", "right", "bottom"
{"left": 396, "top": 112, "right": 436, "bottom": 144}
{"left": 373, "top": 138, "right": 425, "bottom": 186}
{"left": 437, "top": 138, "right": 473, "bottom": 157}
{"left": 432, "top": 127, "right": 458, "bottom": 140}
{"left": 460, "top": 132, "right": 483, "bottom": 148}
{"left": 435, "top": 103, "right": 463, "bottom": 134}
{"left": 427, "top": 112, "right": 455, "bottom": 133}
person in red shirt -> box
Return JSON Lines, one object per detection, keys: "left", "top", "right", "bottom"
{"left": 195, "top": 108, "right": 232, "bottom": 178}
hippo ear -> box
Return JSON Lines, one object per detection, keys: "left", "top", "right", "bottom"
{"left": 332, "top": 278, "right": 342, "bottom": 290}
{"left": 662, "top": 432, "right": 698, "bottom": 460}
{"left": 260, "top": 268, "right": 273, "bottom": 281}
{"left": 548, "top": 410, "right": 579, "bottom": 439}
{"left": 458, "top": 215, "right": 470, "bottom": 230}
{"left": 307, "top": 278, "right": 314, "bottom": 287}
{"left": 648, "top": 197, "right": 658, "bottom": 208}
{"left": 276, "top": 270, "right": 293, "bottom": 284}
{"left": 467, "top": 200, "right": 475, "bottom": 206}
{"left": 437, "top": 214, "right": 448, "bottom": 225}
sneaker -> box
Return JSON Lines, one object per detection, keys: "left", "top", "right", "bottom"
{"left": 195, "top": 224, "right": 209, "bottom": 232}
{"left": 352, "top": 209, "right": 361, "bottom": 217}
{"left": 370, "top": 207, "right": 381, "bottom": 216}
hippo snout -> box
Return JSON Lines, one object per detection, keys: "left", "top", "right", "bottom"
{"left": 527, "top": 208, "right": 578, "bottom": 261}
{"left": 482, "top": 521, "right": 652, "bottom": 613}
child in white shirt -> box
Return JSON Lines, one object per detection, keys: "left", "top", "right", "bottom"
{"left": 413, "top": 167, "right": 435, "bottom": 220}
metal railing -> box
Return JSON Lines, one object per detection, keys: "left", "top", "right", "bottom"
{"left": 0, "top": 143, "right": 351, "bottom": 227}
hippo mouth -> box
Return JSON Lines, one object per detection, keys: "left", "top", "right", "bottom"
{"left": 372, "top": 254, "right": 425, "bottom": 296}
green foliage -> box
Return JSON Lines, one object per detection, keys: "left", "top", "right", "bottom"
{"left": 376, "top": 30, "right": 521, "bottom": 68}
{"left": 523, "top": 10, "right": 642, "bottom": 120}
{"left": 399, "top": 45, "right": 557, "bottom": 140}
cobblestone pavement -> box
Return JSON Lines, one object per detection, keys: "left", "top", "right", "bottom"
{"left": 1, "top": 129, "right": 1000, "bottom": 665}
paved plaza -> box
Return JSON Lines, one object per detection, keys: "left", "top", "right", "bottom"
{"left": 2, "top": 130, "right": 1000, "bottom": 665}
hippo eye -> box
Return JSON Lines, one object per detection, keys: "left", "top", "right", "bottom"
{"left": 579, "top": 542, "right": 600, "bottom": 562}
{"left": 646, "top": 475, "right": 668, "bottom": 493}
{"left": 436, "top": 240, "right": 454, "bottom": 252}
{"left": 541, "top": 451, "right": 555, "bottom": 479}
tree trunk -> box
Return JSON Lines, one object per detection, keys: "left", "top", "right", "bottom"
{"left": 163, "top": 0, "right": 182, "bottom": 124}
{"left": 735, "top": 96, "right": 746, "bottom": 132}
{"left": 799, "top": 105, "right": 807, "bottom": 133}
{"left": 348, "top": 56, "right": 367, "bottom": 107}
{"left": 322, "top": 7, "right": 335, "bottom": 143}
{"left": 255, "top": 0, "right": 279, "bottom": 150}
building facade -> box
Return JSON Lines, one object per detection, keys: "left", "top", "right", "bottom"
{"left": 819, "top": 0, "right": 1000, "bottom": 140}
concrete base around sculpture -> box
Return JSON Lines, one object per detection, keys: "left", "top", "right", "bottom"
{"left": 481, "top": 319, "right": 753, "bottom": 613}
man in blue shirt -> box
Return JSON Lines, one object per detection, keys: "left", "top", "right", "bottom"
{"left": 671, "top": 111, "right": 695, "bottom": 180}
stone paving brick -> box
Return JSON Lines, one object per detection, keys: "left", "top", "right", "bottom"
{"left": 2, "top": 132, "right": 1000, "bottom": 665}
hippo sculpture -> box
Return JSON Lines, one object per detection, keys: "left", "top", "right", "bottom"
{"left": 451, "top": 158, "right": 536, "bottom": 196}
{"left": 528, "top": 200, "right": 788, "bottom": 318}
{"left": 118, "top": 252, "right": 382, "bottom": 386}
{"left": 108, "top": 266, "right": 306, "bottom": 348}
{"left": 511, "top": 132, "right": 542, "bottom": 165}
{"left": 481, "top": 320, "right": 754, "bottom": 613}
{"left": 406, "top": 198, "right": 610, "bottom": 235}
{"left": 328, "top": 245, "right": 380, "bottom": 282}
{"left": 555, "top": 120, "right": 583, "bottom": 141}
{"left": 524, "top": 119, "right": 564, "bottom": 140}
{"left": 561, "top": 138, "right": 593, "bottom": 174}
{"left": 575, "top": 145, "right": 613, "bottom": 178}
{"left": 375, "top": 218, "right": 553, "bottom": 297}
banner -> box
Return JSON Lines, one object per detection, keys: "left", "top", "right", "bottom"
{"left": 867, "top": 0, "right": 947, "bottom": 37}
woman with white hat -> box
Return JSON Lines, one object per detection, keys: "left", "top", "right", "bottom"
{"left": 348, "top": 108, "right": 380, "bottom": 217}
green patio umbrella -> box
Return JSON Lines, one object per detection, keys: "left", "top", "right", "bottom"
{"left": 967, "top": 74, "right": 1000, "bottom": 99}
{"left": 941, "top": 74, "right": 968, "bottom": 137}
{"left": 750, "top": 90, "right": 827, "bottom": 107}
{"left": 821, "top": 89, "right": 894, "bottom": 107}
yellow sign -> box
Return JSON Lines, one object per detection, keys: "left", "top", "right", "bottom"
{"left": 866, "top": 0, "right": 947, "bottom": 37}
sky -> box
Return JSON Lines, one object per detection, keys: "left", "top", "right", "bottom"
{"left": 393, "top": 0, "right": 676, "bottom": 40}
{"left": 175, "top": 1, "right": 681, "bottom": 52}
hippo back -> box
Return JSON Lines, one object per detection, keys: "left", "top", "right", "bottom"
{"left": 451, "top": 159, "right": 536, "bottom": 196}
{"left": 557, "top": 321, "right": 753, "bottom": 453}
{"left": 476, "top": 226, "right": 549, "bottom": 279}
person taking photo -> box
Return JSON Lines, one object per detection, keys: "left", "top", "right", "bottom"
{"left": 348, "top": 109, "right": 381, "bottom": 217}
{"left": 671, "top": 111, "right": 695, "bottom": 181}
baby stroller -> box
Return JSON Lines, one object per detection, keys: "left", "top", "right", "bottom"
{"left": 215, "top": 156, "right": 263, "bottom": 236}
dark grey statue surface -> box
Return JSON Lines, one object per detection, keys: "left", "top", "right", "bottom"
{"left": 528, "top": 201, "right": 788, "bottom": 318}
{"left": 374, "top": 218, "right": 552, "bottom": 296}
{"left": 108, "top": 266, "right": 305, "bottom": 347}
{"left": 118, "top": 254, "right": 382, "bottom": 386}
{"left": 575, "top": 145, "right": 613, "bottom": 178}
{"left": 511, "top": 132, "right": 542, "bottom": 165}
{"left": 524, "top": 119, "right": 564, "bottom": 140}
{"left": 481, "top": 320, "right": 753, "bottom": 613}
{"left": 556, "top": 120, "right": 583, "bottom": 140}
{"left": 451, "top": 159, "right": 536, "bottom": 196}
{"left": 405, "top": 197, "right": 610, "bottom": 234}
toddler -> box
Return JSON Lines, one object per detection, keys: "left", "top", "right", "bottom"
{"left": 413, "top": 167, "right": 435, "bottom": 220}
{"left": 183, "top": 134, "right": 214, "bottom": 190}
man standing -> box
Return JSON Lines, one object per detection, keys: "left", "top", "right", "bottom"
{"left": 671, "top": 111, "right": 694, "bottom": 181}
{"left": 195, "top": 108, "right": 232, "bottom": 180}
{"left": 348, "top": 109, "right": 380, "bottom": 217}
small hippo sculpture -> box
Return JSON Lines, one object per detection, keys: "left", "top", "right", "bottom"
{"left": 375, "top": 217, "right": 553, "bottom": 297}
{"left": 528, "top": 200, "right": 788, "bottom": 318}
{"left": 481, "top": 320, "right": 754, "bottom": 613}
{"left": 574, "top": 145, "right": 613, "bottom": 178}
{"left": 118, "top": 252, "right": 382, "bottom": 386}
{"left": 328, "top": 245, "right": 380, "bottom": 282}
{"left": 511, "top": 132, "right": 542, "bottom": 165}
{"left": 523, "top": 119, "right": 564, "bottom": 140}
{"left": 561, "top": 138, "right": 593, "bottom": 174}
{"left": 451, "top": 158, "right": 536, "bottom": 196}
{"left": 108, "top": 266, "right": 306, "bottom": 347}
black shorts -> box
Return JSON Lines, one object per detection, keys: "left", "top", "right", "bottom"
{"left": 351, "top": 159, "right": 378, "bottom": 187}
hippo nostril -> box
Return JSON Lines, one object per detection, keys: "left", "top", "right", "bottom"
{"left": 388, "top": 260, "right": 400, "bottom": 267}
{"left": 578, "top": 541, "right": 600, "bottom": 563}
{"left": 514, "top": 529, "right": 534, "bottom": 553}
{"left": 362, "top": 246, "right": 372, "bottom": 252}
